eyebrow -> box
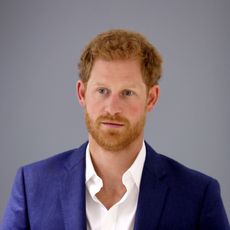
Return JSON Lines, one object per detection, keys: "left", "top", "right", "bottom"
{"left": 92, "top": 82, "right": 140, "bottom": 89}
{"left": 92, "top": 82, "right": 106, "bottom": 87}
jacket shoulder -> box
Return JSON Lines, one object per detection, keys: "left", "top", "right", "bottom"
{"left": 159, "top": 153, "right": 214, "bottom": 183}
{"left": 145, "top": 142, "right": 216, "bottom": 189}
{"left": 22, "top": 142, "right": 87, "bottom": 176}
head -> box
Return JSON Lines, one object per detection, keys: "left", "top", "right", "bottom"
{"left": 77, "top": 29, "right": 163, "bottom": 151}
{"left": 78, "top": 29, "right": 163, "bottom": 91}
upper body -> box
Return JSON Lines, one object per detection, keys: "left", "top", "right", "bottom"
{"left": 1, "top": 29, "right": 229, "bottom": 229}
{"left": 1, "top": 141, "right": 229, "bottom": 229}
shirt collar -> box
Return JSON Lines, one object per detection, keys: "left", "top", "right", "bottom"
{"left": 85, "top": 143, "right": 97, "bottom": 183}
{"left": 124, "top": 142, "right": 146, "bottom": 189}
{"left": 85, "top": 141, "right": 146, "bottom": 190}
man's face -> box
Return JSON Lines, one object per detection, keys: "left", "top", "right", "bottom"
{"left": 77, "top": 59, "right": 159, "bottom": 151}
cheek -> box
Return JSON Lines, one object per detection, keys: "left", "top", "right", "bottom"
{"left": 85, "top": 100, "right": 103, "bottom": 117}
{"left": 126, "top": 103, "right": 146, "bottom": 117}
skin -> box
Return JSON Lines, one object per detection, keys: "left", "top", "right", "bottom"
{"left": 77, "top": 58, "right": 160, "bottom": 209}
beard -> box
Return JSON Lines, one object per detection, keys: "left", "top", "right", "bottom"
{"left": 85, "top": 111, "right": 146, "bottom": 152}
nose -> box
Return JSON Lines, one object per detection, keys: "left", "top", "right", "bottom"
{"left": 104, "top": 94, "right": 122, "bottom": 116}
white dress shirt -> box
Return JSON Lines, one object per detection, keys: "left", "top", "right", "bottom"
{"left": 85, "top": 142, "right": 146, "bottom": 230}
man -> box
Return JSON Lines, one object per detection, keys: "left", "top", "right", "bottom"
{"left": 1, "top": 29, "right": 229, "bottom": 229}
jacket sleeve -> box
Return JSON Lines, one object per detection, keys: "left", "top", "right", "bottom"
{"left": 1, "top": 168, "right": 30, "bottom": 230}
{"left": 199, "top": 179, "right": 229, "bottom": 229}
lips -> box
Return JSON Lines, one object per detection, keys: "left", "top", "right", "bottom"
{"left": 97, "top": 115, "right": 128, "bottom": 129}
{"left": 101, "top": 121, "right": 124, "bottom": 128}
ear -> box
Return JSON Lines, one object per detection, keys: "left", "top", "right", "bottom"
{"left": 146, "top": 84, "right": 160, "bottom": 112}
{"left": 76, "top": 80, "right": 86, "bottom": 107}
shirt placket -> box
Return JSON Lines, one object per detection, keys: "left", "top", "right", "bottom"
{"left": 103, "top": 206, "right": 118, "bottom": 230}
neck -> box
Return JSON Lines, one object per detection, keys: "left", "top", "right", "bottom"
{"left": 88, "top": 134, "right": 144, "bottom": 183}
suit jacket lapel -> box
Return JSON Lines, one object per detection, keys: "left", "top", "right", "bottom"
{"left": 60, "top": 143, "right": 87, "bottom": 230}
{"left": 134, "top": 142, "right": 169, "bottom": 230}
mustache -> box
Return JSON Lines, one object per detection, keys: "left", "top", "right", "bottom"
{"left": 96, "top": 114, "right": 129, "bottom": 123}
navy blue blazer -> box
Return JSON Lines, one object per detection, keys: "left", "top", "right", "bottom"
{"left": 1, "top": 142, "right": 229, "bottom": 229}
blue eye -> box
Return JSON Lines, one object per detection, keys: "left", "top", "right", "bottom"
{"left": 122, "top": 90, "right": 134, "bottom": 97}
{"left": 97, "top": 88, "right": 109, "bottom": 95}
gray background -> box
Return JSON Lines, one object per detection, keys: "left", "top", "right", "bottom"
{"left": 0, "top": 0, "right": 229, "bottom": 220}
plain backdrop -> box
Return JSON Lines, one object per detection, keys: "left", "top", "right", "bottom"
{"left": 0, "top": 0, "right": 230, "bottom": 220}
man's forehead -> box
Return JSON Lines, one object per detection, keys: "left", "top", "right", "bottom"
{"left": 89, "top": 59, "right": 142, "bottom": 78}
{"left": 86, "top": 58, "right": 146, "bottom": 90}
